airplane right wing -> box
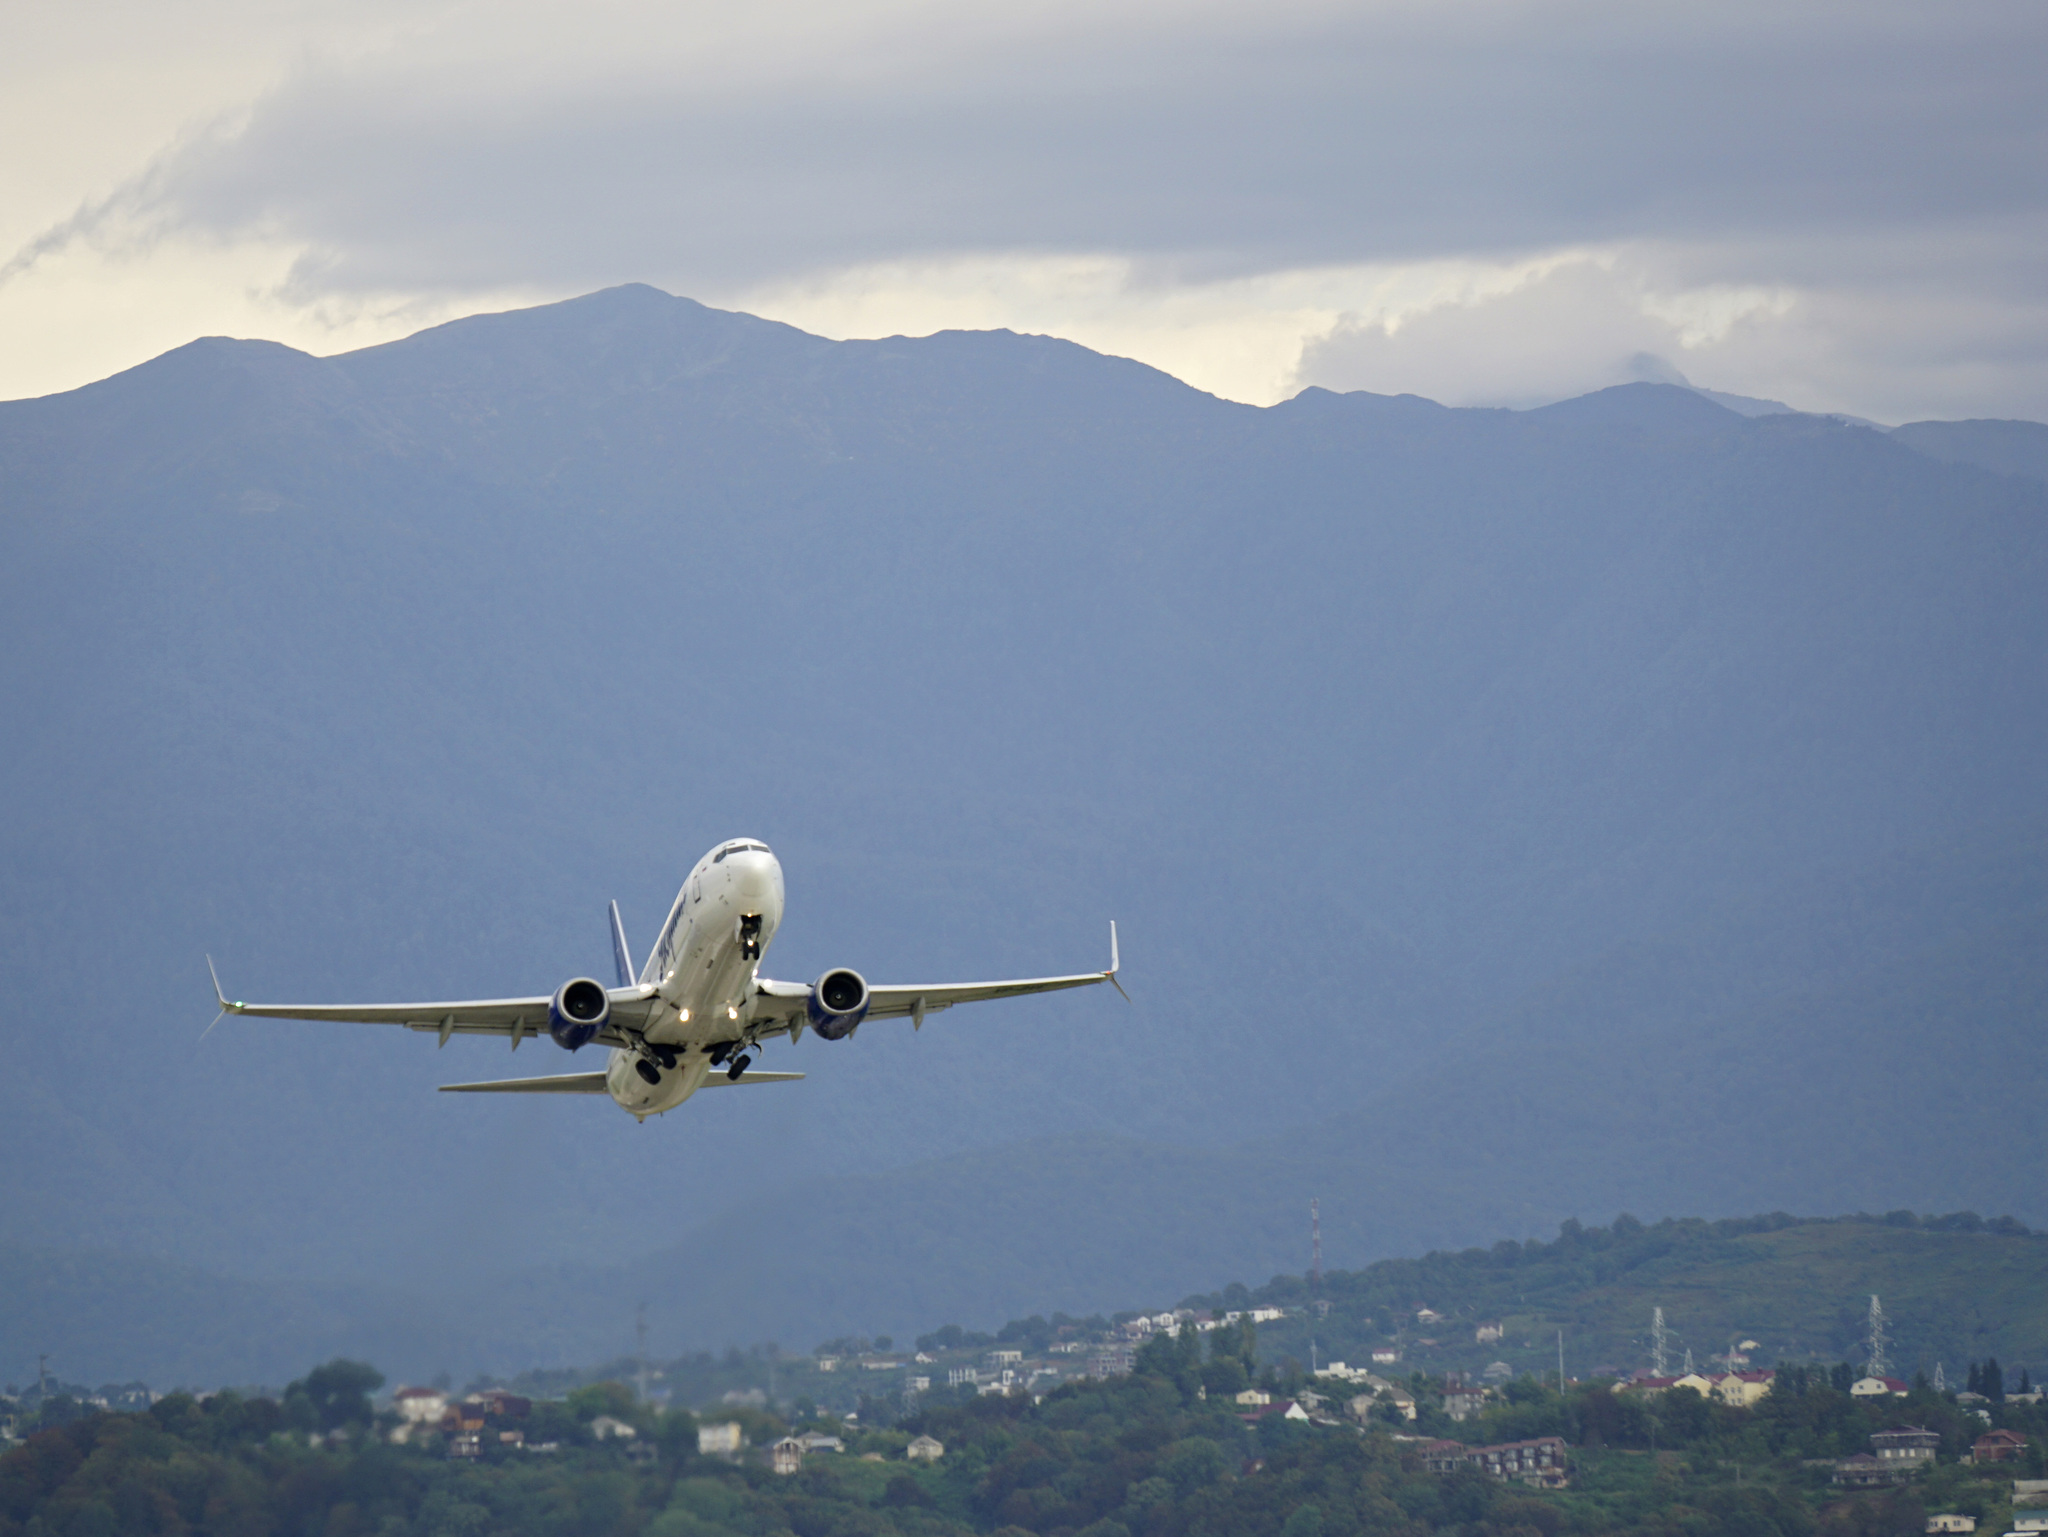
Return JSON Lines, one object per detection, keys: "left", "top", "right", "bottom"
{"left": 754, "top": 923, "right": 1123, "bottom": 1032}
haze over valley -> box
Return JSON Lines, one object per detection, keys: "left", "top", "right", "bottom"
{"left": 3, "top": 287, "right": 2045, "bottom": 1384}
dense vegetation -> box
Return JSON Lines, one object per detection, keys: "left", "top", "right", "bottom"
{"left": 8, "top": 1323, "right": 2046, "bottom": 1537}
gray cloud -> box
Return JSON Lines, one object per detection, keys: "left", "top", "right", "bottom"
{"left": 7, "top": 0, "right": 2046, "bottom": 420}
{"left": 36, "top": 0, "right": 2045, "bottom": 296}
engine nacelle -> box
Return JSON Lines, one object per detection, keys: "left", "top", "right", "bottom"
{"left": 548, "top": 977, "right": 611, "bottom": 1050}
{"left": 806, "top": 968, "right": 870, "bottom": 1040}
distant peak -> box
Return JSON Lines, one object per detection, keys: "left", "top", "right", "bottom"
{"left": 1527, "top": 381, "right": 1742, "bottom": 431}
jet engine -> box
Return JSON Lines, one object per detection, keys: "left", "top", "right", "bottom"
{"left": 806, "top": 968, "right": 870, "bottom": 1040}
{"left": 548, "top": 977, "right": 611, "bottom": 1050}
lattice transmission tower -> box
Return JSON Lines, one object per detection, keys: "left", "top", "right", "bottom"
{"left": 1866, "top": 1296, "right": 1889, "bottom": 1379}
{"left": 1652, "top": 1308, "right": 1669, "bottom": 1376}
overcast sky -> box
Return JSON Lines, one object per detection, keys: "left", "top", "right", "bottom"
{"left": 4, "top": 0, "right": 2045, "bottom": 418}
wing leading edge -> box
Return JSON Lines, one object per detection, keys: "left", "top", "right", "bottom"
{"left": 439, "top": 1070, "right": 804, "bottom": 1093}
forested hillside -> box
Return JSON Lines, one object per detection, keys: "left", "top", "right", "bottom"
{"left": 8, "top": 1324, "right": 2047, "bottom": 1537}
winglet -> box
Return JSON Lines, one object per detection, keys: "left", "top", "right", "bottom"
{"left": 609, "top": 901, "right": 635, "bottom": 989}
{"left": 1106, "top": 921, "right": 1129, "bottom": 1002}
{"left": 202, "top": 955, "right": 236, "bottom": 1039}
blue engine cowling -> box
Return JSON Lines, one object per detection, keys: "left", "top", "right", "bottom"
{"left": 807, "top": 968, "right": 870, "bottom": 1040}
{"left": 548, "top": 977, "right": 611, "bottom": 1050}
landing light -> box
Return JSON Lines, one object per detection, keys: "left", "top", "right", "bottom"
{"left": 679, "top": 1008, "right": 690, "bottom": 1023}
{"left": 727, "top": 1005, "right": 738, "bottom": 1020}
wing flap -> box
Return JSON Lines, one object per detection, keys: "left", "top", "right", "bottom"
{"left": 700, "top": 1070, "right": 804, "bottom": 1088}
{"left": 863, "top": 972, "right": 1107, "bottom": 1018}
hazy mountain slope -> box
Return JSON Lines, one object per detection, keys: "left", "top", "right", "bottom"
{"left": 1892, "top": 417, "right": 2048, "bottom": 484}
{"left": 2, "top": 287, "right": 2045, "bottom": 1377}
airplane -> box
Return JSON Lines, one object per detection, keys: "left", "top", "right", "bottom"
{"left": 208, "top": 838, "right": 1122, "bottom": 1120}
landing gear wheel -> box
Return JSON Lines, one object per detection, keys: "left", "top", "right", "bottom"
{"left": 635, "top": 1059, "right": 661, "bottom": 1085}
{"left": 726, "top": 1054, "right": 751, "bottom": 1081}
{"left": 654, "top": 1046, "right": 678, "bottom": 1070}
{"left": 708, "top": 1043, "right": 730, "bottom": 1066}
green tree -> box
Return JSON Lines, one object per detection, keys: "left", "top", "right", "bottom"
{"left": 288, "top": 1359, "right": 384, "bottom": 1431}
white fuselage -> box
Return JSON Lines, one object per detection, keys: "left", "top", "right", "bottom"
{"left": 603, "top": 841, "right": 785, "bottom": 1117}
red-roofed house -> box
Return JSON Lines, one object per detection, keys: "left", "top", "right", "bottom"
{"left": 1972, "top": 1429, "right": 2028, "bottom": 1464}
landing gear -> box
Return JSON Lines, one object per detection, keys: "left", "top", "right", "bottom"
{"left": 708, "top": 1042, "right": 731, "bottom": 1066}
{"left": 653, "top": 1046, "right": 678, "bottom": 1070}
{"left": 634, "top": 1059, "right": 661, "bottom": 1085}
{"left": 726, "top": 1054, "right": 751, "bottom": 1081}
{"left": 738, "top": 913, "right": 763, "bottom": 960}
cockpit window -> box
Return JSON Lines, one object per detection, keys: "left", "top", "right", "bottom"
{"left": 713, "top": 841, "right": 772, "bottom": 863}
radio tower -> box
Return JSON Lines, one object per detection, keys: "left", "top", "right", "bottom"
{"left": 636, "top": 1303, "right": 650, "bottom": 1406}
{"left": 1865, "top": 1296, "right": 1889, "bottom": 1379}
{"left": 1308, "top": 1198, "right": 1326, "bottom": 1368}
{"left": 1311, "top": 1199, "right": 1323, "bottom": 1290}
{"left": 1934, "top": 1362, "right": 1946, "bottom": 1393}
{"left": 1652, "top": 1308, "right": 1669, "bottom": 1376}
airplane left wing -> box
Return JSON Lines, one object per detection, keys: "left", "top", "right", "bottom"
{"left": 208, "top": 962, "right": 660, "bottom": 1049}
{"left": 439, "top": 1070, "right": 804, "bottom": 1093}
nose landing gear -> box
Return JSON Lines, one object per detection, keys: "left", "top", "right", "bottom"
{"left": 737, "top": 913, "right": 763, "bottom": 960}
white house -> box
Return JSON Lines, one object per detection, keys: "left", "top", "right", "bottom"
{"left": 907, "top": 1435, "right": 945, "bottom": 1463}
{"left": 590, "top": 1417, "right": 637, "bottom": 1441}
{"left": 392, "top": 1388, "right": 448, "bottom": 1424}
{"left": 697, "top": 1422, "right": 744, "bottom": 1456}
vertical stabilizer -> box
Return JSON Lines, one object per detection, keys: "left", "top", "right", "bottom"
{"left": 609, "top": 901, "right": 635, "bottom": 989}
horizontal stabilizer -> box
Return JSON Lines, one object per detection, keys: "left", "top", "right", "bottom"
{"left": 703, "top": 1071, "right": 804, "bottom": 1087}
{"left": 439, "top": 1073, "right": 609, "bottom": 1094}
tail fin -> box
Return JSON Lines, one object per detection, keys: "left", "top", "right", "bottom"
{"left": 609, "top": 902, "right": 636, "bottom": 989}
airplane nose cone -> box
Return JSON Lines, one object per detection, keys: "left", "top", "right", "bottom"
{"left": 730, "top": 851, "right": 783, "bottom": 908}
